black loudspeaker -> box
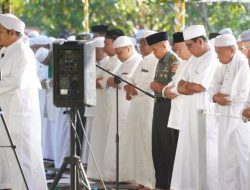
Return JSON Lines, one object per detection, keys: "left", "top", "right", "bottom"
{"left": 53, "top": 40, "right": 96, "bottom": 107}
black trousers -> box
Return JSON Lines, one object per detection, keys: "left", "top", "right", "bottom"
{"left": 152, "top": 98, "right": 179, "bottom": 189}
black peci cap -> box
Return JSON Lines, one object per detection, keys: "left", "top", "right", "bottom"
{"left": 145, "top": 32, "right": 168, "bottom": 46}
{"left": 91, "top": 25, "right": 108, "bottom": 33}
{"left": 208, "top": 32, "right": 221, "bottom": 40}
{"left": 172, "top": 32, "right": 184, "bottom": 43}
{"left": 105, "top": 29, "right": 125, "bottom": 40}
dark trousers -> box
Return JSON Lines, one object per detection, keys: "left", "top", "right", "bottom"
{"left": 152, "top": 98, "right": 179, "bottom": 189}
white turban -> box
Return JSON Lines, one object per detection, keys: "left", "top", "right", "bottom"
{"left": 144, "top": 30, "right": 157, "bottom": 38}
{"left": 67, "top": 35, "right": 76, "bottom": 41}
{"left": 135, "top": 29, "right": 148, "bottom": 41}
{"left": 0, "top": 13, "right": 25, "bottom": 34}
{"left": 130, "top": 37, "right": 136, "bottom": 46}
{"left": 113, "top": 36, "right": 133, "bottom": 49}
{"left": 238, "top": 29, "right": 250, "bottom": 42}
{"left": 183, "top": 25, "right": 206, "bottom": 40}
{"left": 27, "top": 30, "right": 39, "bottom": 38}
{"left": 29, "top": 35, "right": 51, "bottom": 46}
{"left": 35, "top": 47, "right": 49, "bottom": 63}
{"left": 94, "top": 36, "right": 105, "bottom": 48}
{"left": 135, "top": 29, "right": 157, "bottom": 42}
{"left": 219, "top": 28, "right": 233, "bottom": 35}
{"left": 214, "top": 34, "right": 237, "bottom": 47}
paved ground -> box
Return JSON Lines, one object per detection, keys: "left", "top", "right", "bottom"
{"left": 45, "top": 160, "right": 139, "bottom": 190}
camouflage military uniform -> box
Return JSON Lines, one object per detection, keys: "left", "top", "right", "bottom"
{"left": 154, "top": 51, "right": 179, "bottom": 96}
{"left": 152, "top": 51, "right": 180, "bottom": 189}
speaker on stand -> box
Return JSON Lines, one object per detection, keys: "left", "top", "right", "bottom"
{"left": 49, "top": 40, "right": 96, "bottom": 190}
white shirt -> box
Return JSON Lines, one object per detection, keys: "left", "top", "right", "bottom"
{"left": 131, "top": 53, "right": 158, "bottom": 96}
{"left": 209, "top": 51, "right": 250, "bottom": 104}
{"left": 0, "top": 39, "right": 47, "bottom": 190}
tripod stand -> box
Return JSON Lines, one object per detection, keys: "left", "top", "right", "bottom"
{"left": 0, "top": 107, "right": 29, "bottom": 190}
{"left": 49, "top": 108, "right": 91, "bottom": 190}
{"left": 96, "top": 65, "right": 155, "bottom": 190}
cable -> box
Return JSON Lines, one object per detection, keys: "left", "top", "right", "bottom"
{"left": 77, "top": 110, "right": 108, "bottom": 190}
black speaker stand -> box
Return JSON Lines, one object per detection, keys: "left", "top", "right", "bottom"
{"left": 49, "top": 108, "right": 91, "bottom": 190}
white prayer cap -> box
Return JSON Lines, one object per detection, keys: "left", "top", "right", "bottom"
{"left": 183, "top": 25, "right": 206, "bottom": 40}
{"left": 113, "top": 36, "right": 133, "bottom": 49}
{"left": 143, "top": 30, "right": 157, "bottom": 38}
{"left": 135, "top": 29, "right": 156, "bottom": 42}
{"left": 130, "top": 37, "right": 136, "bottom": 46}
{"left": 238, "top": 29, "right": 250, "bottom": 42}
{"left": 29, "top": 35, "right": 51, "bottom": 46}
{"left": 67, "top": 35, "right": 76, "bottom": 41}
{"left": 27, "top": 30, "right": 39, "bottom": 38}
{"left": 94, "top": 36, "right": 105, "bottom": 48}
{"left": 0, "top": 13, "right": 25, "bottom": 34}
{"left": 219, "top": 28, "right": 233, "bottom": 35}
{"left": 214, "top": 34, "right": 237, "bottom": 47}
{"left": 135, "top": 29, "right": 148, "bottom": 41}
{"left": 35, "top": 47, "right": 49, "bottom": 63}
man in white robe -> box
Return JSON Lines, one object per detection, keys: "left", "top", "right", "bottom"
{"left": 120, "top": 30, "right": 158, "bottom": 188}
{"left": 0, "top": 13, "right": 47, "bottom": 190}
{"left": 102, "top": 36, "right": 142, "bottom": 181}
{"left": 162, "top": 31, "right": 192, "bottom": 131}
{"left": 242, "top": 87, "right": 250, "bottom": 190}
{"left": 87, "top": 29, "right": 123, "bottom": 179}
{"left": 171, "top": 25, "right": 219, "bottom": 190}
{"left": 238, "top": 29, "right": 250, "bottom": 66}
{"left": 81, "top": 36, "right": 109, "bottom": 163}
{"left": 210, "top": 34, "right": 250, "bottom": 190}
{"left": 81, "top": 37, "right": 109, "bottom": 164}
{"left": 30, "top": 36, "right": 55, "bottom": 161}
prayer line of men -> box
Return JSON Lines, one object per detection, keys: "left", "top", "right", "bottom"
{"left": 82, "top": 25, "right": 250, "bottom": 190}
{"left": 28, "top": 24, "right": 250, "bottom": 190}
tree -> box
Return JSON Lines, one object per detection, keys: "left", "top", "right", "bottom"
{"left": 5, "top": 0, "right": 250, "bottom": 37}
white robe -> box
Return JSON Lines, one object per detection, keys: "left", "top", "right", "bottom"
{"left": 0, "top": 40, "right": 47, "bottom": 190}
{"left": 44, "top": 83, "right": 70, "bottom": 168}
{"left": 243, "top": 92, "right": 250, "bottom": 190}
{"left": 87, "top": 55, "right": 122, "bottom": 179}
{"left": 171, "top": 49, "right": 219, "bottom": 190}
{"left": 209, "top": 51, "right": 250, "bottom": 190}
{"left": 167, "top": 58, "right": 191, "bottom": 130}
{"left": 119, "top": 53, "right": 158, "bottom": 188}
{"left": 81, "top": 56, "right": 109, "bottom": 164}
{"left": 53, "top": 107, "right": 71, "bottom": 168}
{"left": 43, "top": 80, "right": 59, "bottom": 163}
{"left": 102, "top": 52, "right": 142, "bottom": 181}
{"left": 36, "top": 61, "right": 53, "bottom": 160}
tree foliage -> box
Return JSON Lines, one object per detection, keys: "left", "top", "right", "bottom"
{"left": 3, "top": 0, "right": 250, "bottom": 37}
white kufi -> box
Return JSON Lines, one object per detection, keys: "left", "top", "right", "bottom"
{"left": 214, "top": 34, "right": 237, "bottom": 47}
{"left": 113, "top": 36, "right": 133, "bottom": 48}
{"left": 135, "top": 29, "right": 148, "bottom": 41}
{"left": 219, "top": 28, "right": 233, "bottom": 35}
{"left": 0, "top": 13, "right": 25, "bottom": 34}
{"left": 35, "top": 47, "right": 49, "bottom": 63}
{"left": 238, "top": 29, "right": 250, "bottom": 42}
{"left": 135, "top": 29, "right": 157, "bottom": 42}
{"left": 183, "top": 25, "right": 206, "bottom": 40}
{"left": 29, "top": 35, "right": 51, "bottom": 46}
{"left": 94, "top": 36, "right": 105, "bottom": 48}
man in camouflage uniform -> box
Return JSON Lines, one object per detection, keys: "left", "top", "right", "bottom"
{"left": 146, "top": 32, "right": 180, "bottom": 190}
